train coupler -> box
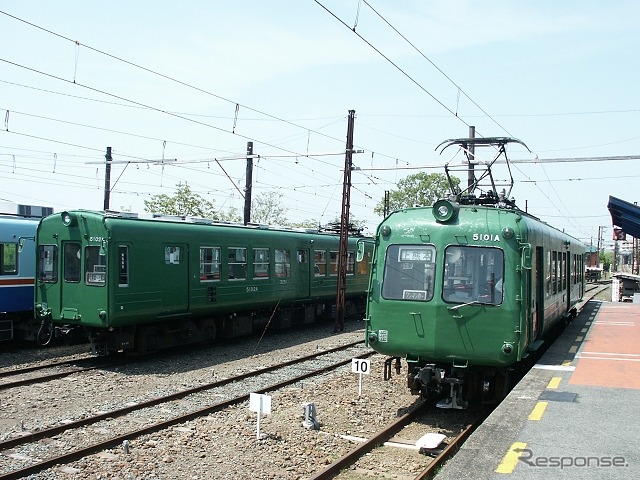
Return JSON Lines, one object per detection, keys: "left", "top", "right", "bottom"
{"left": 436, "top": 379, "right": 467, "bottom": 409}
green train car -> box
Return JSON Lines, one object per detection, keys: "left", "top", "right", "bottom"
{"left": 364, "top": 197, "right": 585, "bottom": 408}
{"left": 35, "top": 210, "right": 372, "bottom": 354}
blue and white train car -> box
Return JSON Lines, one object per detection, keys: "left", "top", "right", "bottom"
{"left": 0, "top": 204, "right": 53, "bottom": 342}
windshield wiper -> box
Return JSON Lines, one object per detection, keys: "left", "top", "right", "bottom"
{"left": 447, "top": 300, "right": 482, "bottom": 311}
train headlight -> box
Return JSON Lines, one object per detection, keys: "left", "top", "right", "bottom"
{"left": 380, "top": 225, "right": 391, "bottom": 237}
{"left": 368, "top": 332, "right": 378, "bottom": 344}
{"left": 502, "top": 227, "right": 514, "bottom": 239}
{"left": 61, "top": 211, "right": 77, "bottom": 226}
{"left": 502, "top": 342, "right": 514, "bottom": 355}
{"left": 432, "top": 199, "right": 459, "bottom": 223}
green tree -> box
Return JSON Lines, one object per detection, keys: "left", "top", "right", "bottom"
{"left": 600, "top": 251, "right": 613, "bottom": 272}
{"left": 374, "top": 172, "right": 459, "bottom": 216}
{"left": 251, "top": 191, "right": 288, "bottom": 225}
{"left": 144, "top": 182, "right": 240, "bottom": 221}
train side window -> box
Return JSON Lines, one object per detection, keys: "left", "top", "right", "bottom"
{"left": 346, "top": 251, "right": 355, "bottom": 275}
{"left": 63, "top": 242, "right": 81, "bottom": 283}
{"left": 0, "top": 243, "right": 18, "bottom": 274}
{"left": 164, "top": 246, "right": 182, "bottom": 265}
{"left": 275, "top": 249, "right": 290, "bottom": 277}
{"left": 228, "top": 247, "right": 247, "bottom": 280}
{"left": 329, "top": 251, "right": 339, "bottom": 276}
{"left": 118, "top": 246, "right": 129, "bottom": 287}
{"left": 552, "top": 251, "right": 558, "bottom": 294}
{"left": 381, "top": 245, "right": 436, "bottom": 302}
{"left": 38, "top": 245, "right": 58, "bottom": 282}
{"left": 314, "top": 250, "right": 326, "bottom": 276}
{"left": 254, "top": 248, "right": 270, "bottom": 279}
{"left": 546, "top": 251, "right": 552, "bottom": 297}
{"left": 297, "top": 249, "right": 307, "bottom": 264}
{"left": 200, "top": 247, "right": 220, "bottom": 281}
{"left": 85, "top": 246, "right": 106, "bottom": 286}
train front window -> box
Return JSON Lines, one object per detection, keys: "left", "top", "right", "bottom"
{"left": 63, "top": 242, "right": 81, "bottom": 283}
{"left": 381, "top": 245, "right": 436, "bottom": 301}
{"left": 85, "top": 246, "right": 106, "bottom": 286}
{"left": 38, "top": 245, "right": 57, "bottom": 282}
{"left": 442, "top": 246, "right": 504, "bottom": 305}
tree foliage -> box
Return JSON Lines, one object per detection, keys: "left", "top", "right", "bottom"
{"left": 251, "top": 191, "right": 288, "bottom": 225}
{"left": 374, "top": 172, "right": 459, "bottom": 216}
{"left": 144, "top": 183, "right": 240, "bottom": 221}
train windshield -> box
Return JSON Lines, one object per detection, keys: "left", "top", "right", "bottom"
{"left": 443, "top": 246, "right": 503, "bottom": 305}
{"left": 381, "top": 245, "right": 436, "bottom": 301}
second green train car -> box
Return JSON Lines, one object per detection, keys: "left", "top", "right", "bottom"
{"left": 35, "top": 210, "right": 372, "bottom": 354}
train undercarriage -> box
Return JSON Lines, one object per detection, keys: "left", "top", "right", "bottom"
{"left": 384, "top": 357, "right": 513, "bottom": 409}
{"left": 86, "top": 298, "right": 364, "bottom": 355}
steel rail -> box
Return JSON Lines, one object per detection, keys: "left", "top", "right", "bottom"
{"left": 307, "top": 401, "right": 430, "bottom": 480}
{"left": 0, "top": 342, "right": 370, "bottom": 479}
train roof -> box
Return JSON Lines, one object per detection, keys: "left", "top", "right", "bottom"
{"left": 384, "top": 199, "right": 584, "bottom": 246}
{"left": 43, "top": 209, "right": 369, "bottom": 238}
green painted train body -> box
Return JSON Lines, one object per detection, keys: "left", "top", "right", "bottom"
{"left": 35, "top": 210, "right": 372, "bottom": 353}
{"left": 364, "top": 199, "right": 585, "bottom": 407}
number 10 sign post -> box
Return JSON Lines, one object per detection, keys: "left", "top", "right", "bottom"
{"left": 351, "top": 358, "right": 370, "bottom": 397}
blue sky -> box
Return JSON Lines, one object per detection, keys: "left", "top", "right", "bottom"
{"left": 1, "top": 1, "right": 638, "bottom": 244}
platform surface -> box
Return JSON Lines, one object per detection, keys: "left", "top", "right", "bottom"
{"left": 434, "top": 300, "right": 640, "bottom": 480}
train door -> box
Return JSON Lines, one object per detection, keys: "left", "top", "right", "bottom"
{"left": 534, "top": 247, "right": 544, "bottom": 340}
{"left": 296, "top": 248, "right": 311, "bottom": 298}
{"left": 58, "top": 241, "right": 84, "bottom": 321}
{"left": 565, "top": 252, "right": 571, "bottom": 314}
{"left": 160, "top": 243, "right": 189, "bottom": 314}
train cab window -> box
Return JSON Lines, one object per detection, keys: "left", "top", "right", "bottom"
{"left": 357, "top": 250, "right": 371, "bottom": 276}
{"left": 253, "top": 248, "right": 270, "bottom": 279}
{"left": 314, "top": 250, "right": 327, "bottom": 277}
{"left": 330, "top": 251, "right": 339, "bottom": 276}
{"left": 118, "top": 246, "right": 129, "bottom": 287}
{"left": 228, "top": 247, "right": 247, "bottom": 280}
{"left": 1, "top": 243, "right": 17, "bottom": 274}
{"left": 200, "top": 247, "right": 221, "bottom": 281}
{"left": 442, "top": 246, "right": 504, "bottom": 305}
{"left": 275, "top": 249, "right": 290, "bottom": 278}
{"left": 381, "top": 245, "right": 436, "bottom": 302}
{"left": 38, "top": 245, "right": 58, "bottom": 283}
{"left": 63, "top": 242, "right": 81, "bottom": 283}
{"left": 164, "top": 246, "right": 182, "bottom": 265}
{"left": 85, "top": 246, "right": 106, "bottom": 286}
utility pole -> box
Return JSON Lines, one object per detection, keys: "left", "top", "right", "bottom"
{"left": 335, "top": 110, "right": 355, "bottom": 333}
{"left": 243, "top": 142, "right": 253, "bottom": 225}
{"left": 103, "top": 147, "right": 112, "bottom": 211}
{"left": 467, "top": 126, "right": 475, "bottom": 191}
{"left": 383, "top": 190, "right": 390, "bottom": 217}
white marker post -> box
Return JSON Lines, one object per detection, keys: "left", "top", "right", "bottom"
{"left": 249, "top": 392, "right": 272, "bottom": 439}
{"left": 351, "top": 358, "right": 371, "bottom": 397}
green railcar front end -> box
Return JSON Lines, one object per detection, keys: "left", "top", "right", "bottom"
{"left": 364, "top": 199, "right": 585, "bottom": 407}
{"left": 365, "top": 203, "right": 524, "bottom": 369}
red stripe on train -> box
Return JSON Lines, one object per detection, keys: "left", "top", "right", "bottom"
{"left": 0, "top": 278, "right": 35, "bottom": 286}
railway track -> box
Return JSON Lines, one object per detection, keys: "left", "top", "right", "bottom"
{"left": 0, "top": 356, "right": 128, "bottom": 391}
{"left": 0, "top": 340, "right": 370, "bottom": 479}
{"left": 308, "top": 402, "right": 484, "bottom": 480}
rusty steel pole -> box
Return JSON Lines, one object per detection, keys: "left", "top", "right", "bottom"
{"left": 335, "top": 110, "right": 355, "bottom": 333}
